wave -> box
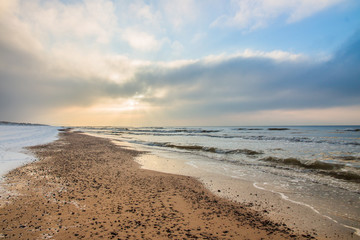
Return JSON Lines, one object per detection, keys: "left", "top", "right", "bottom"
{"left": 126, "top": 129, "right": 359, "bottom": 146}
{"left": 320, "top": 170, "right": 360, "bottom": 183}
{"left": 235, "top": 127, "right": 290, "bottom": 131}
{"left": 225, "top": 149, "right": 264, "bottom": 156}
{"left": 344, "top": 128, "right": 360, "bottom": 132}
{"left": 267, "top": 128, "right": 290, "bottom": 131}
{"left": 83, "top": 127, "right": 360, "bottom": 147}
{"left": 146, "top": 142, "right": 263, "bottom": 156}
{"left": 235, "top": 128, "right": 263, "bottom": 131}
{"left": 144, "top": 140, "right": 360, "bottom": 183}
{"left": 261, "top": 157, "right": 344, "bottom": 170}
{"left": 117, "top": 128, "right": 222, "bottom": 135}
{"left": 174, "top": 129, "right": 221, "bottom": 133}
{"left": 260, "top": 157, "right": 360, "bottom": 182}
{"left": 338, "top": 156, "right": 360, "bottom": 161}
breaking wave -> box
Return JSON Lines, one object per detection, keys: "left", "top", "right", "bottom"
{"left": 261, "top": 156, "right": 344, "bottom": 170}
{"left": 344, "top": 128, "right": 360, "bottom": 132}
{"left": 267, "top": 128, "right": 290, "bottom": 131}
{"left": 261, "top": 157, "right": 360, "bottom": 183}
{"left": 81, "top": 126, "right": 360, "bottom": 184}
{"left": 105, "top": 128, "right": 360, "bottom": 146}
{"left": 320, "top": 170, "right": 360, "bottom": 183}
{"left": 145, "top": 142, "right": 263, "bottom": 156}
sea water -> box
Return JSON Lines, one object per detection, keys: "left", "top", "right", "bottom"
{"left": 79, "top": 125, "right": 360, "bottom": 235}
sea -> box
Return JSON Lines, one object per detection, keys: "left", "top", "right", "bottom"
{"left": 79, "top": 125, "right": 360, "bottom": 236}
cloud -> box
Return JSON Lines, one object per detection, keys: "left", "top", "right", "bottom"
{"left": 128, "top": 30, "right": 360, "bottom": 119}
{"left": 128, "top": 0, "right": 161, "bottom": 25}
{"left": 0, "top": 0, "right": 359, "bottom": 125}
{"left": 170, "top": 41, "right": 184, "bottom": 56}
{"left": 0, "top": 0, "right": 138, "bottom": 121}
{"left": 159, "top": 0, "right": 199, "bottom": 29}
{"left": 1, "top": 29, "right": 359, "bottom": 123}
{"left": 212, "top": 0, "right": 345, "bottom": 30}
{"left": 122, "top": 29, "right": 162, "bottom": 52}
{"left": 18, "top": 0, "right": 118, "bottom": 45}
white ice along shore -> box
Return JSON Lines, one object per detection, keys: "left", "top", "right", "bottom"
{"left": 0, "top": 124, "right": 60, "bottom": 177}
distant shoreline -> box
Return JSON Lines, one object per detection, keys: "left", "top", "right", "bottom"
{"left": 0, "top": 121, "right": 49, "bottom": 126}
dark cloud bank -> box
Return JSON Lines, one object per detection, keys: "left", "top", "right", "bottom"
{"left": 0, "top": 30, "right": 359, "bottom": 122}
{"left": 134, "top": 30, "right": 360, "bottom": 117}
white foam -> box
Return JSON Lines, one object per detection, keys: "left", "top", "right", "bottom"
{"left": 253, "top": 182, "right": 360, "bottom": 237}
{"left": 343, "top": 224, "right": 360, "bottom": 237}
{"left": 186, "top": 161, "right": 199, "bottom": 168}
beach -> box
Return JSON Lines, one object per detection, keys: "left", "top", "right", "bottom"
{"left": 1, "top": 0, "right": 360, "bottom": 239}
{"left": 81, "top": 125, "right": 360, "bottom": 239}
{"left": 0, "top": 130, "right": 316, "bottom": 239}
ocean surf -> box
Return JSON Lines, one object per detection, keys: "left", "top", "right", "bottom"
{"left": 79, "top": 125, "right": 360, "bottom": 238}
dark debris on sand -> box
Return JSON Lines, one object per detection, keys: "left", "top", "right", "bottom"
{"left": 0, "top": 130, "right": 315, "bottom": 239}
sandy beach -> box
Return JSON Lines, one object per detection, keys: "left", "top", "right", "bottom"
{"left": 1, "top": 130, "right": 317, "bottom": 239}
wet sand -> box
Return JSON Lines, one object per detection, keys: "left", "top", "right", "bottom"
{"left": 135, "top": 153, "right": 359, "bottom": 239}
{"left": 0, "top": 130, "right": 313, "bottom": 239}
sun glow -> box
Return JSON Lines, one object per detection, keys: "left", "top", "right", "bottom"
{"left": 44, "top": 98, "right": 152, "bottom": 126}
{"left": 93, "top": 98, "right": 145, "bottom": 113}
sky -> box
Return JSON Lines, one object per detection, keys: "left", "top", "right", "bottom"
{"left": 0, "top": 0, "right": 359, "bottom": 126}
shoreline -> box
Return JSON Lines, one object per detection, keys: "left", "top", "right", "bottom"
{"left": 0, "top": 130, "right": 310, "bottom": 239}
{"left": 134, "top": 151, "right": 359, "bottom": 240}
